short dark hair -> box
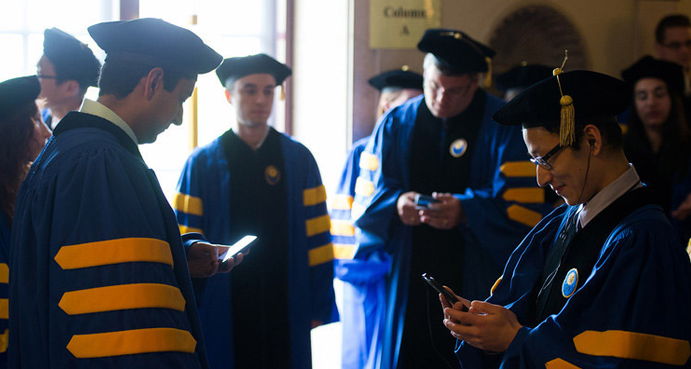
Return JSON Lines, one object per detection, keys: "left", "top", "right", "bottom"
{"left": 545, "top": 119, "right": 623, "bottom": 151}
{"left": 0, "top": 100, "right": 38, "bottom": 219}
{"left": 98, "top": 59, "right": 195, "bottom": 99}
{"left": 655, "top": 14, "right": 691, "bottom": 44}
{"left": 52, "top": 63, "right": 97, "bottom": 94}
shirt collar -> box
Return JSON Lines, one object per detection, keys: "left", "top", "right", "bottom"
{"left": 79, "top": 99, "right": 139, "bottom": 145}
{"left": 578, "top": 165, "right": 642, "bottom": 228}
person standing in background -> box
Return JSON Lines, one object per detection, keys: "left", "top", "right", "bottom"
{"left": 174, "top": 53, "right": 337, "bottom": 369}
{"left": 37, "top": 28, "right": 101, "bottom": 130}
{"left": 332, "top": 67, "right": 423, "bottom": 369}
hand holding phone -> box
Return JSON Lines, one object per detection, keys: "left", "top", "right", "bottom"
{"left": 422, "top": 273, "right": 468, "bottom": 312}
{"left": 414, "top": 194, "right": 440, "bottom": 209}
{"left": 220, "top": 235, "right": 257, "bottom": 263}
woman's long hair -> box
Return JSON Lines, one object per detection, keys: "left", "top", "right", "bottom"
{"left": 627, "top": 88, "right": 691, "bottom": 181}
{"left": 0, "top": 100, "right": 38, "bottom": 219}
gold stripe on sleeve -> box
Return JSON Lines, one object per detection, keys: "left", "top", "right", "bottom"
{"left": 500, "top": 161, "right": 535, "bottom": 178}
{"left": 503, "top": 188, "right": 545, "bottom": 203}
{"left": 331, "top": 195, "right": 354, "bottom": 211}
{"left": 0, "top": 263, "right": 7, "bottom": 284}
{"left": 506, "top": 205, "right": 543, "bottom": 227}
{"left": 67, "top": 328, "right": 196, "bottom": 358}
{"left": 574, "top": 330, "right": 691, "bottom": 366}
{"left": 490, "top": 277, "right": 502, "bottom": 296}
{"left": 0, "top": 329, "right": 7, "bottom": 353}
{"left": 304, "top": 185, "right": 327, "bottom": 206}
{"left": 545, "top": 358, "right": 582, "bottom": 369}
{"left": 58, "top": 283, "right": 185, "bottom": 315}
{"left": 359, "top": 153, "right": 379, "bottom": 171}
{"left": 330, "top": 220, "right": 355, "bottom": 237}
{"left": 354, "top": 178, "right": 374, "bottom": 197}
{"left": 309, "top": 243, "right": 335, "bottom": 266}
{"left": 0, "top": 299, "right": 6, "bottom": 320}
{"left": 179, "top": 224, "right": 204, "bottom": 235}
{"left": 172, "top": 193, "right": 203, "bottom": 216}
{"left": 333, "top": 244, "right": 356, "bottom": 260}
{"left": 306, "top": 214, "right": 331, "bottom": 237}
{"left": 54, "top": 238, "right": 174, "bottom": 270}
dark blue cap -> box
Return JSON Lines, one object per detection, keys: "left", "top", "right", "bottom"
{"left": 417, "top": 28, "right": 495, "bottom": 73}
{"left": 493, "top": 70, "right": 631, "bottom": 128}
{"left": 215, "top": 54, "right": 292, "bottom": 87}
{"left": 0, "top": 76, "right": 40, "bottom": 118}
{"left": 496, "top": 63, "right": 553, "bottom": 92}
{"left": 88, "top": 18, "right": 222, "bottom": 75}
{"left": 43, "top": 28, "right": 101, "bottom": 88}
{"left": 621, "top": 55, "right": 685, "bottom": 96}
{"left": 368, "top": 68, "right": 423, "bottom": 91}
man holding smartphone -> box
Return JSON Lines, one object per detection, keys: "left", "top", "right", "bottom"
{"left": 441, "top": 69, "right": 691, "bottom": 367}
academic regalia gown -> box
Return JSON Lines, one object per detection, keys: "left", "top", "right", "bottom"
{"left": 349, "top": 92, "right": 552, "bottom": 369}
{"left": 9, "top": 112, "right": 210, "bottom": 368}
{"left": 0, "top": 212, "right": 9, "bottom": 368}
{"left": 455, "top": 197, "right": 691, "bottom": 368}
{"left": 174, "top": 127, "right": 337, "bottom": 369}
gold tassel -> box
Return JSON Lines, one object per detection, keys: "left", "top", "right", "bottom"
{"left": 553, "top": 51, "right": 575, "bottom": 146}
{"left": 280, "top": 84, "right": 285, "bottom": 101}
{"left": 484, "top": 57, "right": 492, "bottom": 88}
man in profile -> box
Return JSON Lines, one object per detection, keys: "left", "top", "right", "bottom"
{"left": 37, "top": 28, "right": 101, "bottom": 129}
{"left": 10, "top": 18, "right": 231, "bottom": 368}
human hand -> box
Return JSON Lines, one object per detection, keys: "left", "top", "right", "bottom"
{"left": 438, "top": 286, "right": 470, "bottom": 315}
{"left": 187, "top": 242, "right": 242, "bottom": 277}
{"left": 397, "top": 191, "right": 420, "bottom": 226}
{"left": 419, "top": 192, "right": 466, "bottom": 230}
{"left": 443, "top": 301, "right": 522, "bottom": 353}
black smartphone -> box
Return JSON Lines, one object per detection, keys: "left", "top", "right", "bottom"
{"left": 414, "top": 194, "right": 439, "bottom": 209}
{"left": 421, "top": 273, "right": 468, "bottom": 312}
{"left": 220, "top": 235, "right": 257, "bottom": 262}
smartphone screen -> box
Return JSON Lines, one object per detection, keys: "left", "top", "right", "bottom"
{"left": 221, "top": 235, "right": 257, "bottom": 262}
{"left": 415, "top": 194, "right": 439, "bottom": 209}
{"left": 421, "top": 273, "right": 468, "bottom": 311}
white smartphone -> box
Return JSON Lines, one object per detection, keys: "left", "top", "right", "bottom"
{"left": 220, "top": 235, "right": 257, "bottom": 262}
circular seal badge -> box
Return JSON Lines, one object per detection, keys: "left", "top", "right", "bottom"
{"left": 449, "top": 139, "right": 468, "bottom": 158}
{"left": 561, "top": 268, "right": 579, "bottom": 298}
{"left": 265, "top": 165, "right": 281, "bottom": 186}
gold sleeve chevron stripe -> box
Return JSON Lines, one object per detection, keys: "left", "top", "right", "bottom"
{"left": 304, "top": 185, "right": 327, "bottom": 206}
{"left": 506, "top": 205, "right": 543, "bottom": 227}
{"left": 172, "top": 193, "right": 203, "bottom": 216}
{"left": 0, "top": 329, "right": 6, "bottom": 353}
{"left": 545, "top": 358, "right": 581, "bottom": 368}
{"left": 503, "top": 188, "right": 545, "bottom": 203}
{"left": 55, "top": 238, "right": 174, "bottom": 270}
{"left": 500, "top": 161, "right": 535, "bottom": 177}
{"left": 359, "top": 152, "right": 379, "bottom": 171}
{"left": 330, "top": 219, "right": 355, "bottom": 237}
{"left": 0, "top": 263, "right": 7, "bottom": 283}
{"left": 309, "top": 243, "right": 335, "bottom": 266}
{"left": 178, "top": 224, "right": 204, "bottom": 235}
{"left": 67, "top": 328, "right": 196, "bottom": 358}
{"left": 331, "top": 194, "right": 354, "bottom": 211}
{"left": 573, "top": 330, "right": 691, "bottom": 366}
{"left": 333, "top": 244, "right": 356, "bottom": 260}
{"left": 306, "top": 214, "right": 331, "bottom": 237}
{"left": 354, "top": 178, "right": 374, "bottom": 197}
{"left": 58, "top": 283, "right": 186, "bottom": 315}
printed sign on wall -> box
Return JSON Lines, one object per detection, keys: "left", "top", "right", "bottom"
{"left": 370, "top": 0, "right": 441, "bottom": 49}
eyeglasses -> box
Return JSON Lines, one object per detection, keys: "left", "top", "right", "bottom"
{"left": 530, "top": 143, "right": 564, "bottom": 170}
{"left": 36, "top": 74, "right": 57, "bottom": 80}
{"left": 663, "top": 40, "right": 691, "bottom": 50}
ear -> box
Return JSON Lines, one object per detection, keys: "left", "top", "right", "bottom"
{"left": 143, "top": 68, "right": 165, "bottom": 101}
{"left": 62, "top": 80, "right": 81, "bottom": 97}
{"left": 224, "top": 88, "right": 233, "bottom": 105}
{"left": 582, "top": 124, "right": 603, "bottom": 155}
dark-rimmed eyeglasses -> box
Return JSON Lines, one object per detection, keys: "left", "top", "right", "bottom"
{"left": 530, "top": 143, "right": 564, "bottom": 170}
{"left": 663, "top": 40, "right": 691, "bottom": 50}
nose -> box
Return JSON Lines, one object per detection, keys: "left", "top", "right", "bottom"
{"left": 536, "top": 165, "right": 552, "bottom": 188}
